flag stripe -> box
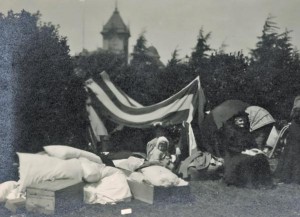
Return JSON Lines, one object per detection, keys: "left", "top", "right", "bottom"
{"left": 88, "top": 75, "right": 199, "bottom": 115}
{"left": 86, "top": 72, "right": 205, "bottom": 129}
{"left": 88, "top": 80, "right": 194, "bottom": 122}
{"left": 99, "top": 72, "right": 143, "bottom": 107}
{"left": 90, "top": 92, "right": 190, "bottom": 128}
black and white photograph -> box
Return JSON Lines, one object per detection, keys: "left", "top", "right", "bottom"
{"left": 1, "top": 0, "right": 300, "bottom": 216}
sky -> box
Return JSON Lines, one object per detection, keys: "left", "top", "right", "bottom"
{"left": 2, "top": 0, "right": 300, "bottom": 64}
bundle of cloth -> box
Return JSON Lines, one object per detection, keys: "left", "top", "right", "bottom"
{"left": 113, "top": 137, "right": 188, "bottom": 187}
{"left": 114, "top": 156, "right": 188, "bottom": 187}
{"left": 0, "top": 145, "right": 131, "bottom": 205}
{"left": 177, "top": 151, "right": 224, "bottom": 180}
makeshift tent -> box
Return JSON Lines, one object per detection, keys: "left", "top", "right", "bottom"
{"left": 86, "top": 104, "right": 109, "bottom": 152}
{"left": 85, "top": 71, "right": 206, "bottom": 155}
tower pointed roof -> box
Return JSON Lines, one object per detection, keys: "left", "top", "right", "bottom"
{"left": 102, "top": 7, "right": 130, "bottom": 35}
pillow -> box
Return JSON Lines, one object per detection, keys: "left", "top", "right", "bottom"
{"left": 113, "top": 157, "right": 144, "bottom": 172}
{"left": 127, "top": 157, "right": 145, "bottom": 171}
{"left": 79, "top": 157, "right": 105, "bottom": 183}
{"left": 128, "top": 172, "right": 145, "bottom": 183}
{"left": 140, "top": 165, "right": 180, "bottom": 187}
{"left": 36, "top": 151, "right": 49, "bottom": 155}
{"left": 17, "top": 153, "right": 83, "bottom": 192}
{"left": 0, "top": 181, "right": 18, "bottom": 202}
{"left": 84, "top": 166, "right": 131, "bottom": 204}
{"left": 100, "top": 166, "right": 124, "bottom": 179}
{"left": 43, "top": 145, "right": 102, "bottom": 164}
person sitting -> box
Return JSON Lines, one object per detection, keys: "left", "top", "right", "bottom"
{"left": 147, "top": 136, "right": 174, "bottom": 170}
{"left": 219, "top": 112, "right": 273, "bottom": 188}
{"left": 275, "top": 96, "right": 300, "bottom": 184}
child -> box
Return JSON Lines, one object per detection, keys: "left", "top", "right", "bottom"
{"left": 147, "top": 137, "right": 174, "bottom": 170}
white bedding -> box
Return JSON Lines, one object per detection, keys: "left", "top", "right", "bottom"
{"left": 1, "top": 151, "right": 132, "bottom": 206}
{"left": 0, "top": 181, "right": 19, "bottom": 202}
{"left": 84, "top": 166, "right": 131, "bottom": 204}
{"left": 129, "top": 165, "right": 189, "bottom": 187}
{"left": 113, "top": 157, "right": 189, "bottom": 187}
{"left": 113, "top": 156, "right": 145, "bottom": 172}
{"left": 17, "top": 152, "right": 83, "bottom": 192}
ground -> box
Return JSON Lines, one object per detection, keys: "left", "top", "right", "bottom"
{"left": 1, "top": 180, "right": 300, "bottom": 217}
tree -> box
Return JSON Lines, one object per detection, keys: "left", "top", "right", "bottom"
{"left": 202, "top": 51, "right": 249, "bottom": 109}
{"left": 250, "top": 15, "right": 280, "bottom": 63}
{"left": 1, "top": 10, "right": 87, "bottom": 157}
{"left": 190, "top": 27, "right": 212, "bottom": 71}
{"left": 168, "top": 49, "right": 181, "bottom": 68}
{"left": 130, "top": 32, "right": 149, "bottom": 66}
{"left": 187, "top": 28, "right": 213, "bottom": 103}
{"left": 0, "top": 10, "right": 31, "bottom": 181}
{"left": 73, "top": 48, "right": 126, "bottom": 79}
{"left": 157, "top": 49, "right": 191, "bottom": 101}
{"left": 127, "top": 32, "right": 163, "bottom": 105}
{"left": 248, "top": 16, "right": 300, "bottom": 119}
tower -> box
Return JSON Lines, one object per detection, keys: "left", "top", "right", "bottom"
{"left": 101, "top": 6, "right": 130, "bottom": 62}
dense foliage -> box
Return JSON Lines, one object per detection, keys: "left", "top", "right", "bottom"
{"left": 247, "top": 16, "right": 300, "bottom": 118}
{"left": 0, "top": 10, "right": 87, "bottom": 155}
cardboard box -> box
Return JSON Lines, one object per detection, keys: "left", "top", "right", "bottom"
{"left": 127, "top": 179, "right": 191, "bottom": 204}
{"left": 26, "top": 179, "right": 84, "bottom": 215}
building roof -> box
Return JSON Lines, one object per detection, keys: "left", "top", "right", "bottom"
{"left": 146, "top": 46, "right": 165, "bottom": 68}
{"left": 101, "top": 8, "right": 130, "bottom": 35}
{"left": 145, "top": 46, "right": 160, "bottom": 59}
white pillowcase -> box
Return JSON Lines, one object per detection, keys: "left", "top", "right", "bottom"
{"left": 43, "top": 145, "right": 102, "bottom": 164}
{"left": 113, "top": 157, "right": 144, "bottom": 172}
{"left": 84, "top": 166, "right": 131, "bottom": 204}
{"left": 79, "top": 157, "right": 105, "bottom": 183}
{"left": 140, "top": 165, "right": 180, "bottom": 187}
{"left": 17, "top": 153, "right": 83, "bottom": 192}
{"left": 128, "top": 172, "right": 145, "bottom": 183}
{"left": 0, "top": 181, "right": 18, "bottom": 202}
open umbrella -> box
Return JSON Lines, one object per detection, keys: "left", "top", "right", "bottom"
{"left": 200, "top": 100, "right": 250, "bottom": 157}
{"left": 210, "top": 100, "right": 250, "bottom": 129}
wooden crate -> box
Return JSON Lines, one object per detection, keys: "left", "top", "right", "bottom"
{"left": 26, "top": 179, "right": 84, "bottom": 215}
{"left": 127, "top": 179, "right": 191, "bottom": 204}
{"left": 5, "top": 198, "right": 26, "bottom": 213}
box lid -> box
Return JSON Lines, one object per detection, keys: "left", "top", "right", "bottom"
{"left": 27, "top": 179, "right": 82, "bottom": 191}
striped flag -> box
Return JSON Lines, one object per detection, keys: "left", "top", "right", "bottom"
{"left": 85, "top": 71, "right": 206, "bottom": 155}
{"left": 85, "top": 71, "right": 206, "bottom": 129}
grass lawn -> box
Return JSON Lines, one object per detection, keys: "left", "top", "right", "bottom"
{"left": 2, "top": 180, "right": 300, "bottom": 217}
